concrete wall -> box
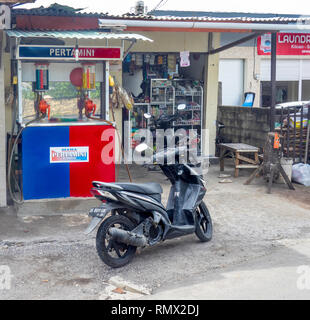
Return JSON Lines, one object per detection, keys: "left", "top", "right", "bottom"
{"left": 127, "top": 31, "right": 211, "bottom": 53}
{"left": 217, "top": 105, "right": 270, "bottom": 149}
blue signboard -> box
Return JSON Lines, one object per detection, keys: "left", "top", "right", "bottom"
{"left": 17, "top": 45, "right": 122, "bottom": 60}
{"left": 19, "top": 46, "right": 76, "bottom": 59}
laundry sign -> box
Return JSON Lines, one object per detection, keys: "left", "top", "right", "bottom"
{"left": 257, "top": 33, "right": 310, "bottom": 55}
{"left": 50, "top": 146, "right": 89, "bottom": 163}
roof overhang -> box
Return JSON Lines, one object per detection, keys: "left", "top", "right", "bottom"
{"left": 99, "top": 18, "right": 310, "bottom": 33}
{"left": 6, "top": 30, "right": 153, "bottom": 42}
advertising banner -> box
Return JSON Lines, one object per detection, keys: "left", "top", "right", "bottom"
{"left": 257, "top": 33, "right": 310, "bottom": 55}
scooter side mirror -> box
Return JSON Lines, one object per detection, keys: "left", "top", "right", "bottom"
{"left": 177, "top": 104, "right": 186, "bottom": 111}
{"left": 144, "top": 113, "right": 152, "bottom": 119}
{"left": 135, "top": 143, "right": 149, "bottom": 153}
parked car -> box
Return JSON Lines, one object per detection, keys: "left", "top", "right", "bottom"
{"left": 275, "top": 101, "right": 309, "bottom": 115}
{"left": 275, "top": 101, "right": 309, "bottom": 129}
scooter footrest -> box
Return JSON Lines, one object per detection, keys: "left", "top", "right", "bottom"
{"left": 173, "top": 225, "right": 195, "bottom": 233}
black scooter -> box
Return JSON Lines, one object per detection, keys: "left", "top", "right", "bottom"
{"left": 85, "top": 105, "right": 213, "bottom": 268}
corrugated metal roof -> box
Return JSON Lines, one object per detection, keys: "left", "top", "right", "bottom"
{"left": 105, "top": 14, "right": 310, "bottom": 23}
{"left": 12, "top": 4, "right": 310, "bottom": 24}
{"left": 150, "top": 10, "right": 309, "bottom": 19}
{"left": 6, "top": 30, "right": 153, "bottom": 41}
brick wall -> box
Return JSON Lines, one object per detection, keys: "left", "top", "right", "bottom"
{"left": 217, "top": 106, "right": 270, "bottom": 150}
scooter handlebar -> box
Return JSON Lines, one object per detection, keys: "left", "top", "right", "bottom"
{"left": 150, "top": 111, "right": 182, "bottom": 129}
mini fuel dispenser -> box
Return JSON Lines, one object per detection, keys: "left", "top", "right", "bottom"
{"left": 34, "top": 63, "right": 51, "bottom": 120}
{"left": 81, "top": 63, "right": 97, "bottom": 118}
{"left": 72, "top": 63, "right": 97, "bottom": 119}
{"left": 13, "top": 44, "right": 121, "bottom": 201}
{"left": 5, "top": 29, "right": 153, "bottom": 204}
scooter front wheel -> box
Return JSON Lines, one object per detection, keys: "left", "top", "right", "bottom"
{"left": 96, "top": 215, "right": 137, "bottom": 268}
{"left": 195, "top": 201, "right": 213, "bottom": 242}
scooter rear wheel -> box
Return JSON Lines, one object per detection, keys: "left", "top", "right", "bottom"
{"left": 195, "top": 201, "right": 213, "bottom": 242}
{"left": 96, "top": 215, "right": 137, "bottom": 268}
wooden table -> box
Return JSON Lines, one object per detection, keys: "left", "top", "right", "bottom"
{"left": 219, "top": 143, "right": 260, "bottom": 177}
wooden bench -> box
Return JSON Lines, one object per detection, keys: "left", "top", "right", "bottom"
{"left": 219, "top": 143, "right": 260, "bottom": 177}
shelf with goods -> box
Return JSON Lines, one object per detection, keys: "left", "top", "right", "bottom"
{"left": 150, "top": 78, "right": 175, "bottom": 117}
{"left": 173, "top": 81, "right": 203, "bottom": 122}
{"left": 172, "top": 79, "right": 203, "bottom": 152}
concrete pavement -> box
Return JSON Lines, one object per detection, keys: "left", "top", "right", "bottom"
{"left": 143, "top": 238, "right": 310, "bottom": 300}
{"left": 1, "top": 162, "right": 310, "bottom": 299}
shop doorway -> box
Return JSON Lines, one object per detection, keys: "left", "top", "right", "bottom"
{"left": 122, "top": 52, "right": 206, "bottom": 152}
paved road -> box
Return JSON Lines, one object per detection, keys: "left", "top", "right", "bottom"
{"left": 1, "top": 164, "right": 310, "bottom": 299}
{"left": 143, "top": 239, "right": 310, "bottom": 300}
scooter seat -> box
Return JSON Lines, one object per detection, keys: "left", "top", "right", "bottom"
{"left": 115, "top": 182, "right": 163, "bottom": 195}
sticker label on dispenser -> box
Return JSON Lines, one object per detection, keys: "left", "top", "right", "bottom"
{"left": 50, "top": 147, "right": 89, "bottom": 163}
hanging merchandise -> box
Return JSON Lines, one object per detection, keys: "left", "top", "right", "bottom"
{"left": 180, "top": 51, "right": 190, "bottom": 67}
{"left": 135, "top": 54, "right": 143, "bottom": 66}
{"left": 157, "top": 55, "right": 163, "bottom": 65}
{"left": 82, "top": 63, "right": 96, "bottom": 90}
{"left": 144, "top": 54, "right": 151, "bottom": 64}
{"left": 168, "top": 54, "right": 177, "bottom": 72}
{"left": 150, "top": 54, "right": 155, "bottom": 65}
{"left": 125, "top": 53, "right": 132, "bottom": 63}
{"left": 35, "top": 63, "right": 49, "bottom": 91}
{"left": 111, "top": 84, "right": 134, "bottom": 111}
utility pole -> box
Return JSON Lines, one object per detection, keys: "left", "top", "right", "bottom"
{"left": 270, "top": 32, "right": 277, "bottom": 132}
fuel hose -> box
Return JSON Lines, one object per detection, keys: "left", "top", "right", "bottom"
{"left": 7, "top": 114, "right": 45, "bottom": 204}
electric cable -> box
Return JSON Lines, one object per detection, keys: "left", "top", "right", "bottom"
{"left": 150, "top": 0, "right": 169, "bottom": 12}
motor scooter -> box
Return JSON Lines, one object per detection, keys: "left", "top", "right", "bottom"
{"left": 85, "top": 104, "right": 213, "bottom": 268}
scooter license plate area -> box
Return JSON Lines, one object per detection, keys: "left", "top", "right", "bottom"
{"left": 89, "top": 207, "right": 109, "bottom": 218}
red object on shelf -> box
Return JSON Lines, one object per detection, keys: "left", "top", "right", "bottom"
{"left": 70, "top": 67, "right": 83, "bottom": 87}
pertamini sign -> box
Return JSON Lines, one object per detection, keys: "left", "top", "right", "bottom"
{"left": 50, "top": 146, "right": 89, "bottom": 163}
{"left": 258, "top": 33, "right": 310, "bottom": 55}
{"left": 17, "top": 45, "right": 122, "bottom": 60}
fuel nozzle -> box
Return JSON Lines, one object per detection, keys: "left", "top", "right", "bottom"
{"left": 38, "top": 98, "right": 51, "bottom": 120}
{"left": 84, "top": 96, "right": 96, "bottom": 117}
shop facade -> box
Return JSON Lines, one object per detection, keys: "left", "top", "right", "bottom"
{"left": 219, "top": 31, "right": 310, "bottom": 108}
{"left": 120, "top": 32, "right": 219, "bottom": 154}
{"left": 1, "top": 6, "right": 310, "bottom": 207}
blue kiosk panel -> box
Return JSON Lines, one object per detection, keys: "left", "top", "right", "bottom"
{"left": 22, "top": 126, "right": 70, "bottom": 200}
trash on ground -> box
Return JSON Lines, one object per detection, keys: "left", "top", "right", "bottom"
{"left": 292, "top": 163, "right": 310, "bottom": 187}
{"left": 219, "top": 179, "right": 233, "bottom": 183}
{"left": 218, "top": 173, "right": 231, "bottom": 178}
{"left": 112, "top": 287, "right": 126, "bottom": 294}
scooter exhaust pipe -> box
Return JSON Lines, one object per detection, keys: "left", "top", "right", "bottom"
{"left": 108, "top": 227, "right": 148, "bottom": 247}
